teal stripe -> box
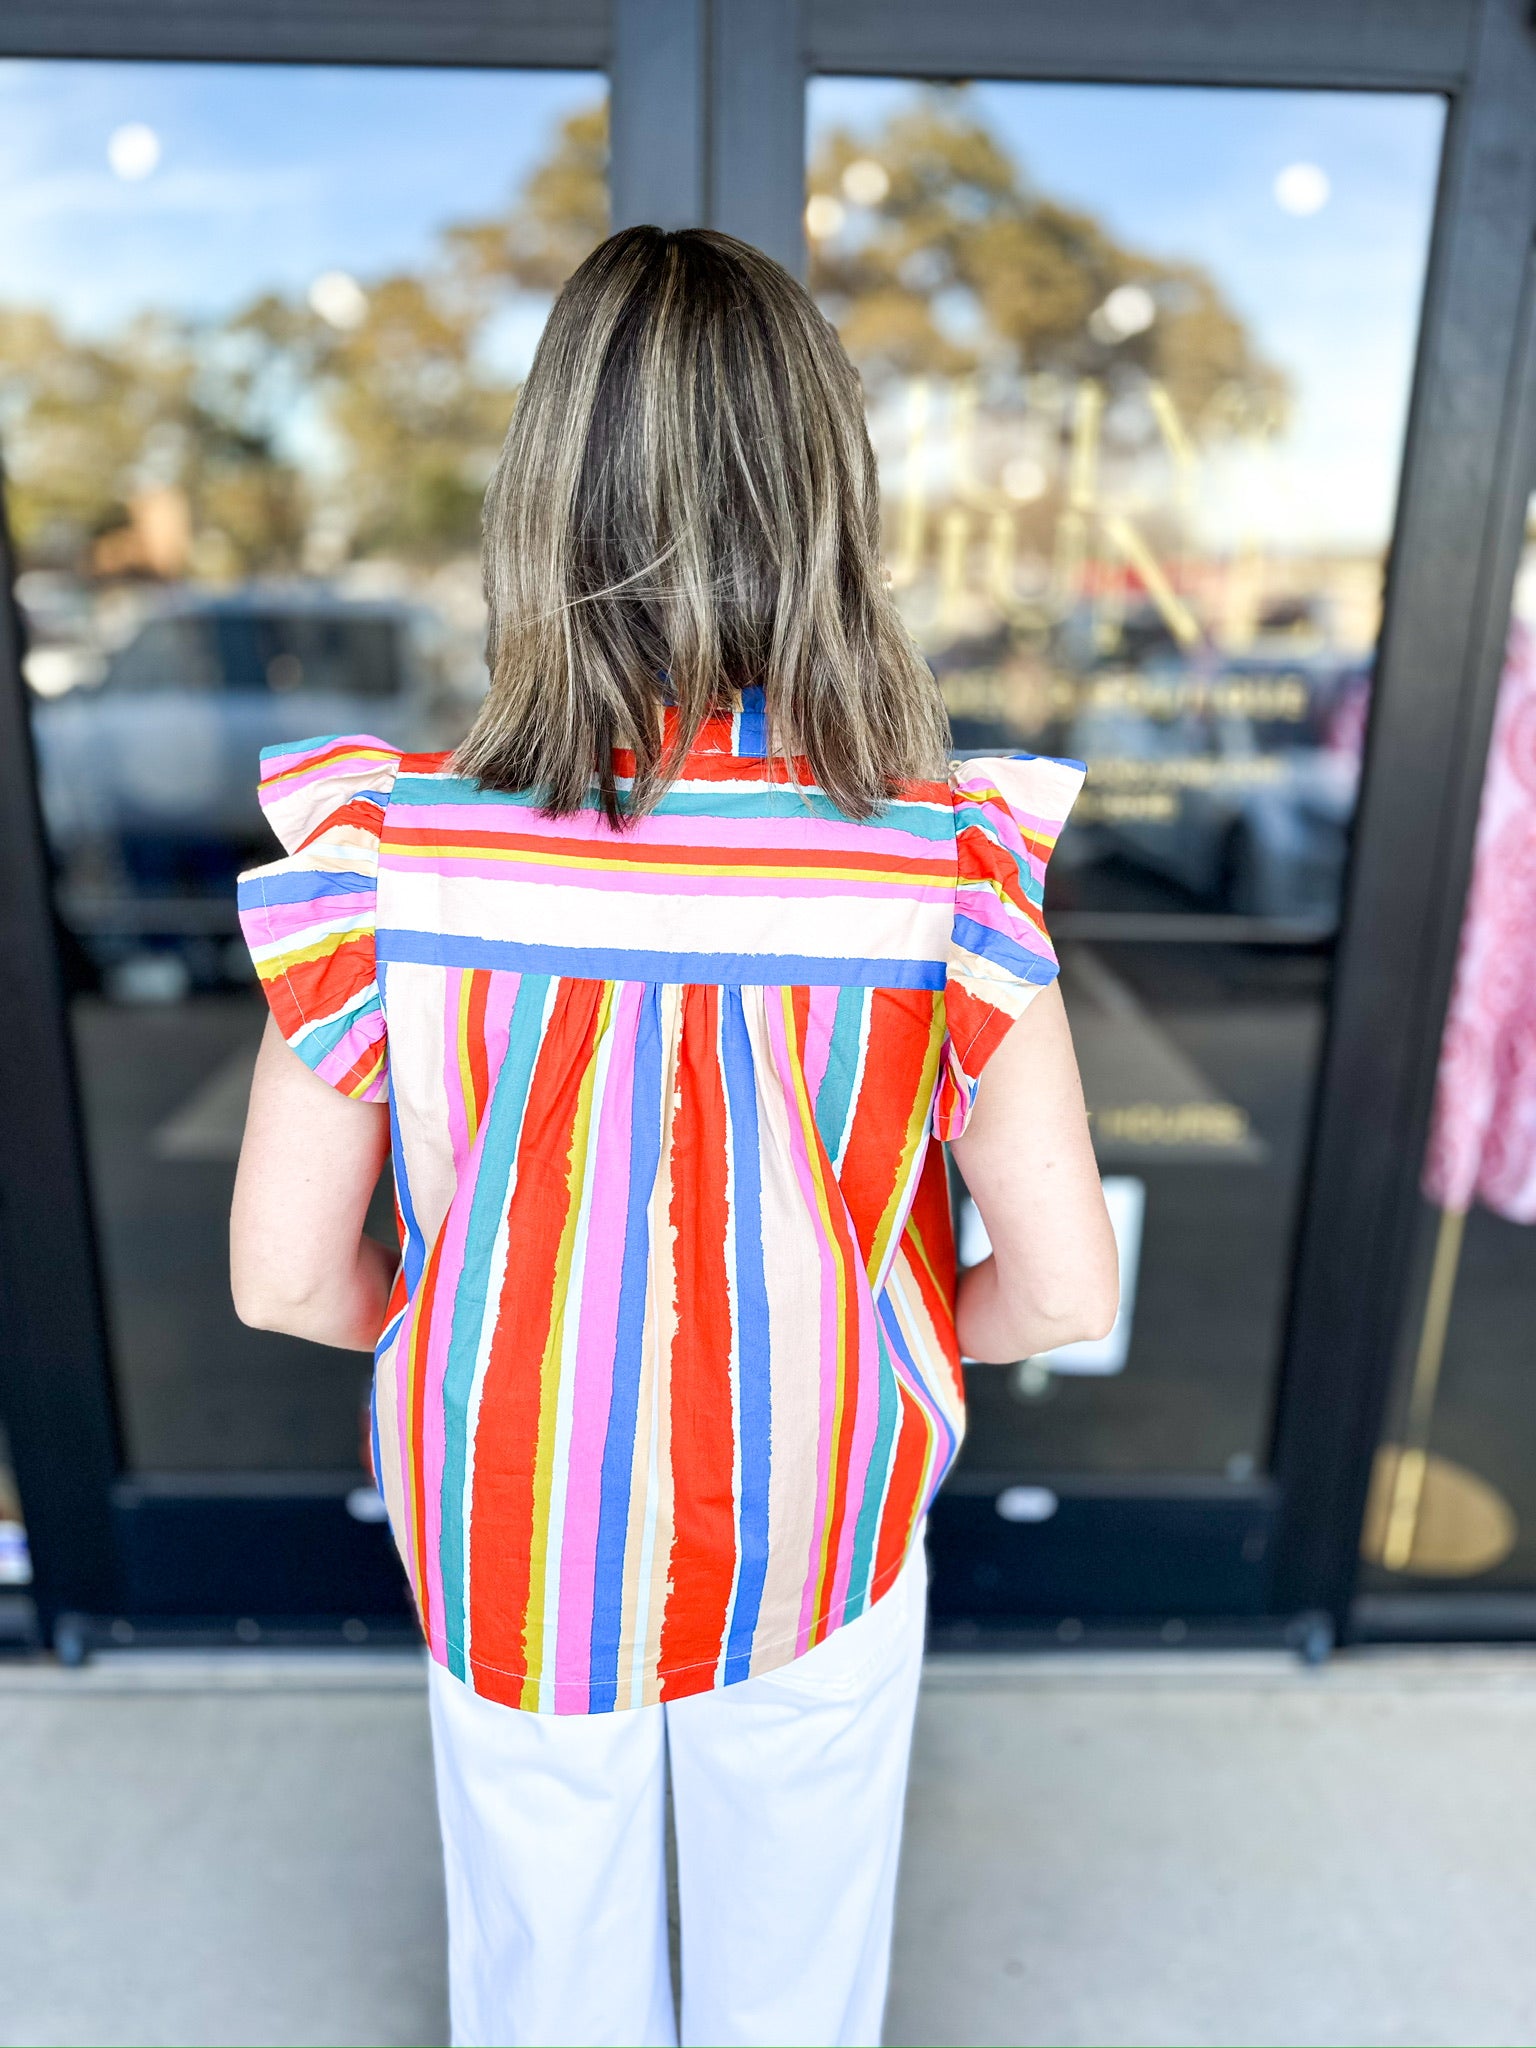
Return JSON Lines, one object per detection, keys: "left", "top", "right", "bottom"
{"left": 294, "top": 989, "right": 382, "bottom": 1062}
{"left": 845, "top": 1322, "right": 899, "bottom": 1621}
{"left": 436, "top": 972, "right": 551, "bottom": 1676}
{"left": 813, "top": 987, "right": 867, "bottom": 1165}
{"left": 388, "top": 776, "right": 956, "bottom": 840}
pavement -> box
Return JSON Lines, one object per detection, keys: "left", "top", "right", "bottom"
{"left": 2, "top": 1645, "right": 1535, "bottom": 2048}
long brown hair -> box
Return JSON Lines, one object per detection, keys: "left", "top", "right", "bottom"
{"left": 456, "top": 225, "right": 949, "bottom": 822}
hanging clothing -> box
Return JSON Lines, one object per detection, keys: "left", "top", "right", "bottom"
{"left": 427, "top": 1531, "right": 928, "bottom": 2048}
{"left": 1424, "top": 619, "right": 1536, "bottom": 1221}
{"left": 238, "top": 695, "right": 1081, "bottom": 1710}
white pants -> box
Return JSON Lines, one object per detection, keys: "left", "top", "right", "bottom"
{"left": 427, "top": 1536, "right": 927, "bottom": 2048}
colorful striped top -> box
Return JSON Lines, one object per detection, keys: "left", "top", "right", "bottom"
{"left": 237, "top": 698, "right": 1082, "bottom": 1712}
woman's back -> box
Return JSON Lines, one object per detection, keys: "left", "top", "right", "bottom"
{"left": 240, "top": 700, "right": 1081, "bottom": 1711}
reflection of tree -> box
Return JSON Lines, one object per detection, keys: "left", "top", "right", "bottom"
{"left": 442, "top": 105, "right": 608, "bottom": 298}
{"left": 810, "top": 90, "right": 1285, "bottom": 440}
{"left": 0, "top": 104, "right": 608, "bottom": 577}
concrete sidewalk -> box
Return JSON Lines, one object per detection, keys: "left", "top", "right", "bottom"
{"left": 2, "top": 1647, "right": 1535, "bottom": 2047}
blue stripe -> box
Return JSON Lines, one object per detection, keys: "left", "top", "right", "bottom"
{"left": 882, "top": 1292, "right": 959, "bottom": 1505}
{"left": 949, "top": 914, "right": 1059, "bottom": 985}
{"left": 844, "top": 1322, "right": 898, "bottom": 1623}
{"left": 720, "top": 987, "right": 771, "bottom": 1684}
{"left": 736, "top": 684, "right": 768, "bottom": 759}
{"left": 814, "top": 986, "right": 867, "bottom": 1164}
{"left": 375, "top": 928, "right": 946, "bottom": 990}
{"left": 379, "top": 962, "right": 426, "bottom": 1299}
{"left": 439, "top": 971, "right": 550, "bottom": 1676}
{"left": 238, "top": 867, "right": 374, "bottom": 908}
{"left": 588, "top": 985, "right": 664, "bottom": 1712}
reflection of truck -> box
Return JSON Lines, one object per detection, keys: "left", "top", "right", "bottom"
{"left": 1070, "top": 655, "right": 1368, "bottom": 924}
{"left": 31, "top": 589, "right": 443, "bottom": 977}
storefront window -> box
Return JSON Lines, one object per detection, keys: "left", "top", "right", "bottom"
{"left": 1361, "top": 500, "right": 1536, "bottom": 1587}
{"left": 3, "top": 60, "right": 606, "bottom": 1472}
{"left": 807, "top": 80, "right": 1445, "bottom": 1473}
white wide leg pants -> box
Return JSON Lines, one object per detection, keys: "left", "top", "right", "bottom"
{"left": 427, "top": 1536, "right": 927, "bottom": 2048}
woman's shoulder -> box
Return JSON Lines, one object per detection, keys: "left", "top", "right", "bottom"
{"left": 255, "top": 733, "right": 407, "bottom": 856}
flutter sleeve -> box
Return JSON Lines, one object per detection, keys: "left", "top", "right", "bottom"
{"left": 934, "top": 752, "right": 1086, "bottom": 1141}
{"left": 237, "top": 733, "right": 403, "bottom": 1102}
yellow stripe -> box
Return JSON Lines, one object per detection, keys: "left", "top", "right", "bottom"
{"left": 388, "top": 841, "right": 953, "bottom": 888}
{"left": 254, "top": 927, "right": 363, "bottom": 977}
{"left": 867, "top": 1004, "right": 946, "bottom": 1282}
{"left": 456, "top": 974, "right": 480, "bottom": 1151}
{"left": 345, "top": 1043, "right": 389, "bottom": 1101}
{"left": 263, "top": 746, "right": 397, "bottom": 789}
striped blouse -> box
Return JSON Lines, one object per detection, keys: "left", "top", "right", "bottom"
{"left": 238, "top": 695, "right": 1082, "bottom": 1712}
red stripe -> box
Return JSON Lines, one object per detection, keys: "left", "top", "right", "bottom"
{"left": 657, "top": 985, "right": 739, "bottom": 1695}
{"left": 384, "top": 822, "right": 950, "bottom": 883}
{"left": 259, "top": 932, "right": 377, "bottom": 1026}
{"left": 898, "top": 1150, "right": 964, "bottom": 1404}
{"left": 467, "top": 985, "right": 602, "bottom": 1700}
{"left": 835, "top": 991, "right": 934, "bottom": 1273}
{"left": 295, "top": 792, "right": 385, "bottom": 853}
{"left": 465, "top": 970, "right": 491, "bottom": 1127}
{"left": 873, "top": 1385, "right": 931, "bottom": 1587}
{"left": 957, "top": 820, "right": 1051, "bottom": 937}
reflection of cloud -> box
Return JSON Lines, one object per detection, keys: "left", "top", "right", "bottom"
{"left": 0, "top": 163, "right": 319, "bottom": 224}
{"left": 0, "top": 57, "right": 603, "bottom": 334}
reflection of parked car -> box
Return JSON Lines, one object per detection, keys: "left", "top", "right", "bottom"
{"left": 1070, "top": 656, "right": 1367, "bottom": 925}
{"left": 32, "top": 588, "right": 441, "bottom": 969}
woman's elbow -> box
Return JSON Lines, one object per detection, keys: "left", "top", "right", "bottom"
{"left": 1073, "top": 1276, "right": 1120, "bottom": 1346}
{"left": 231, "top": 1261, "right": 321, "bottom": 1340}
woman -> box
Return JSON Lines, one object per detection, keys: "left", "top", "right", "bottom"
{"left": 231, "top": 226, "right": 1116, "bottom": 2048}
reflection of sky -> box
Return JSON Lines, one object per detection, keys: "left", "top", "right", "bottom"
{"left": 0, "top": 61, "right": 603, "bottom": 373}
{"left": 0, "top": 65, "right": 1441, "bottom": 552}
{"left": 810, "top": 81, "right": 1445, "bottom": 552}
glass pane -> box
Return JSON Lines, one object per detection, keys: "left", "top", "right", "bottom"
{"left": 6, "top": 59, "right": 607, "bottom": 1471}
{"left": 1360, "top": 500, "right": 1536, "bottom": 1588}
{"left": 807, "top": 80, "right": 1444, "bottom": 1475}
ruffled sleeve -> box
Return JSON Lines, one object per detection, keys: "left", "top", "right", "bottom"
{"left": 934, "top": 752, "right": 1085, "bottom": 1141}
{"left": 237, "top": 734, "right": 403, "bottom": 1102}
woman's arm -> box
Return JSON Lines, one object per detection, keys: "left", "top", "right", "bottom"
{"left": 949, "top": 982, "right": 1119, "bottom": 1364}
{"left": 230, "top": 1015, "right": 395, "bottom": 1351}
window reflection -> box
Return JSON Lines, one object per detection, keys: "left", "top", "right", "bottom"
{"left": 1, "top": 61, "right": 606, "bottom": 1469}
{"left": 809, "top": 80, "right": 1444, "bottom": 1474}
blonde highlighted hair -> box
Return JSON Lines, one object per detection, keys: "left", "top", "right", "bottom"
{"left": 457, "top": 225, "right": 950, "bottom": 822}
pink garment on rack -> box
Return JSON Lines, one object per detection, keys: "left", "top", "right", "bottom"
{"left": 1423, "top": 618, "right": 1536, "bottom": 1222}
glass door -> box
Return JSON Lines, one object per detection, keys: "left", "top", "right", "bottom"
{"left": 805, "top": 77, "right": 1447, "bottom": 1627}
{"left": 0, "top": 55, "right": 607, "bottom": 1632}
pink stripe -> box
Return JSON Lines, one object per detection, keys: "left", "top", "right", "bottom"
{"left": 381, "top": 853, "right": 950, "bottom": 902}
{"left": 554, "top": 983, "right": 642, "bottom": 1698}
{"left": 388, "top": 802, "right": 947, "bottom": 861}
{"left": 801, "top": 988, "right": 839, "bottom": 1104}
{"left": 418, "top": 1214, "right": 473, "bottom": 1664}
{"left": 247, "top": 892, "right": 369, "bottom": 943}
{"left": 310, "top": 1012, "right": 384, "bottom": 1082}
{"left": 828, "top": 1264, "right": 885, "bottom": 1622}
{"left": 956, "top": 883, "right": 1049, "bottom": 939}
{"left": 763, "top": 994, "right": 843, "bottom": 1657}
{"left": 443, "top": 971, "right": 472, "bottom": 1172}
{"left": 481, "top": 972, "right": 521, "bottom": 1092}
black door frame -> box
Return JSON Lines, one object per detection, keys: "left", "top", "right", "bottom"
{"left": 1, "top": 0, "right": 1534, "bottom": 1651}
